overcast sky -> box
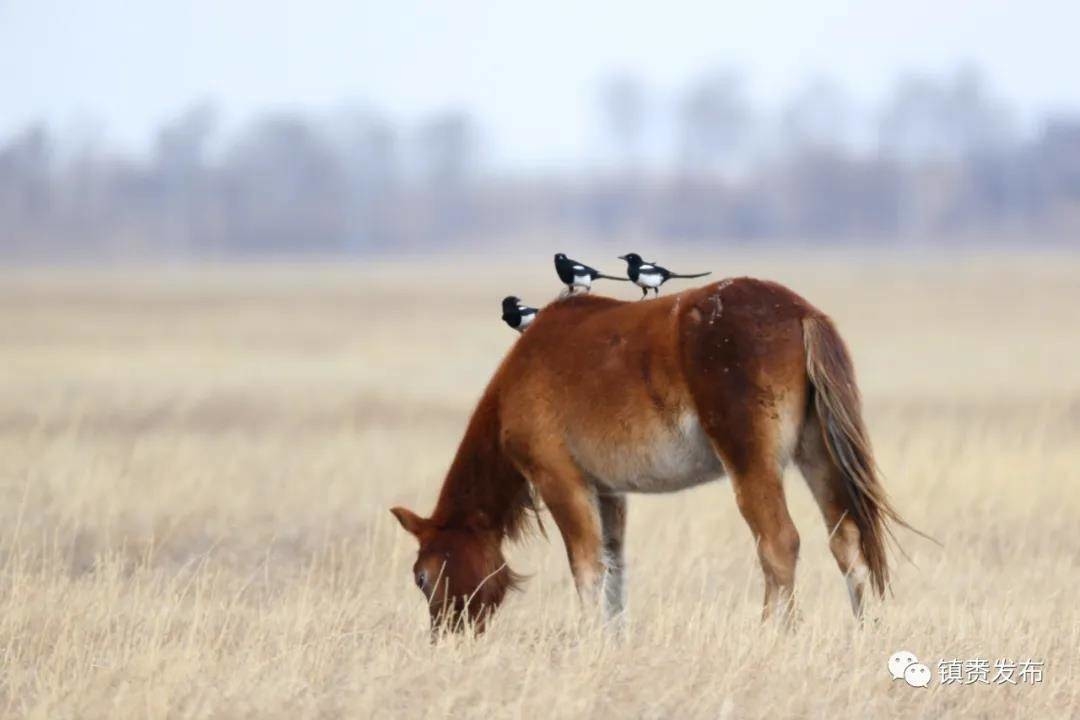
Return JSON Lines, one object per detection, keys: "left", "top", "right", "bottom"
{"left": 3, "top": 0, "right": 1078, "bottom": 169}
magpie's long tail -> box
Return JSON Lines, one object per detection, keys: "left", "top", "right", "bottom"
{"left": 669, "top": 271, "right": 711, "bottom": 279}
{"left": 593, "top": 274, "right": 630, "bottom": 281}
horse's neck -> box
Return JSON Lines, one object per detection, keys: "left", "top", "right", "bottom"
{"left": 429, "top": 390, "right": 528, "bottom": 537}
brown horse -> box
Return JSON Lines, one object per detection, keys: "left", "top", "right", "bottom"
{"left": 391, "top": 277, "right": 911, "bottom": 632}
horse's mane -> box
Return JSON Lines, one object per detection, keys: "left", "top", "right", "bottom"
{"left": 429, "top": 385, "right": 541, "bottom": 543}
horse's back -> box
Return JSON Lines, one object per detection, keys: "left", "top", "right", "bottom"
{"left": 496, "top": 278, "right": 819, "bottom": 490}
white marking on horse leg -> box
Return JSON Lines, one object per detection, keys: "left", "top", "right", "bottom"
{"left": 571, "top": 560, "right": 604, "bottom": 610}
{"left": 825, "top": 515, "right": 869, "bottom": 618}
{"left": 844, "top": 562, "right": 869, "bottom": 617}
{"left": 600, "top": 551, "right": 627, "bottom": 621}
{"left": 769, "top": 587, "right": 795, "bottom": 623}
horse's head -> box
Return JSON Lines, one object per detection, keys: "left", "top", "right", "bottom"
{"left": 390, "top": 506, "right": 516, "bottom": 633}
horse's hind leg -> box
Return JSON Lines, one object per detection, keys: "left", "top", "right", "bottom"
{"left": 598, "top": 493, "right": 627, "bottom": 619}
{"left": 729, "top": 457, "right": 800, "bottom": 624}
{"left": 795, "top": 406, "right": 869, "bottom": 618}
{"left": 693, "top": 385, "right": 802, "bottom": 622}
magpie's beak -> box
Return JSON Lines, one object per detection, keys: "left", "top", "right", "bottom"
{"left": 617, "top": 255, "right": 627, "bottom": 261}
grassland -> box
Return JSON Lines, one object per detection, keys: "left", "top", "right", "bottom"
{"left": 0, "top": 250, "right": 1078, "bottom": 718}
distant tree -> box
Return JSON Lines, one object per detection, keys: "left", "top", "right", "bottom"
{"left": 0, "top": 124, "right": 52, "bottom": 256}
{"left": 781, "top": 78, "right": 851, "bottom": 154}
{"left": 0, "top": 124, "right": 51, "bottom": 215}
{"left": 1036, "top": 119, "right": 1080, "bottom": 196}
{"left": 354, "top": 118, "right": 398, "bottom": 193}
{"left": 598, "top": 72, "right": 648, "bottom": 173}
{"left": 331, "top": 110, "right": 400, "bottom": 250}
{"left": 416, "top": 111, "right": 478, "bottom": 189}
{"left": 326, "top": 108, "right": 399, "bottom": 194}
{"left": 153, "top": 102, "right": 218, "bottom": 254}
{"left": 879, "top": 66, "right": 1015, "bottom": 162}
{"left": 678, "top": 69, "right": 751, "bottom": 177}
{"left": 155, "top": 102, "right": 217, "bottom": 177}
{"left": 878, "top": 67, "right": 1019, "bottom": 233}
{"left": 221, "top": 113, "right": 349, "bottom": 253}
{"left": 1027, "top": 118, "right": 1080, "bottom": 228}
{"left": 409, "top": 111, "right": 481, "bottom": 246}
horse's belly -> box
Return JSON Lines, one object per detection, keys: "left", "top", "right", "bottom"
{"left": 573, "top": 410, "right": 725, "bottom": 494}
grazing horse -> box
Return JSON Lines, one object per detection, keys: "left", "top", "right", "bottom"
{"left": 391, "top": 277, "right": 911, "bottom": 632}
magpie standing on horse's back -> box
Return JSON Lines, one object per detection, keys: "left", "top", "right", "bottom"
{"left": 501, "top": 296, "right": 538, "bottom": 333}
{"left": 618, "top": 253, "right": 711, "bottom": 297}
{"left": 553, "top": 253, "right": 629, "bottom": 294}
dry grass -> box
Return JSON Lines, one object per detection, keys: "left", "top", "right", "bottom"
{"left": 1, "top": 250, "right": 1078, "bottom": 718}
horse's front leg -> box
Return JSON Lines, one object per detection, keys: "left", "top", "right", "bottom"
{"left": 548, "top": 488, "right": 605, "bottom": 610}
{"left": 529, "top": 459, "right": 608, "bottom": 616}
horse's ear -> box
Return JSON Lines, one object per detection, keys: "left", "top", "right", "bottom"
{"left": 390, "top": 506, "right": 428, "bottom": 538}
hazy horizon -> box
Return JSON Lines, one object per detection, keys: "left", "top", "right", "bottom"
{"left": 5, "top": 0, "right": 1080, "bottom": 170}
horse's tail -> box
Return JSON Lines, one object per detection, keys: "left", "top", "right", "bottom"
{"left": 802, "top": 314, "right": 910, "bottom": 596}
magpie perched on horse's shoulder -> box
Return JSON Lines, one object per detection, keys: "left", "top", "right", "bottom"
{"left": 553, "top": 253, "right": 629, "bottom": 293}
{"left": 501, "top": 296, "right": 538, "bottom": 332}
{"left": 618, "top": 253, "right": 711, "bottom": 298}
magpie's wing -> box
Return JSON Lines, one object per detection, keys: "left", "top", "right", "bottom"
{"left": 571, "top": 261, "right": 598, "bottom": 276}
{"left": 640, "top": 263, "right": 670, "bottom": 280}
{"left": 557, "top": 256, "right": 591, "bottom": 282}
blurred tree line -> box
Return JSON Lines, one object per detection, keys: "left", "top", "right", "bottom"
{"left": 2, "top": 66, "right": 1080, "bottom": 259}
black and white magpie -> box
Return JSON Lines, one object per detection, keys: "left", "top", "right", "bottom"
{"left": 501, "top": 296, "right": 538, "bottom": 332}
{"left": 553, "top": 253, "right": 629, "bottom": 293}
{"left": 618, "top": 253, "right": 712, "bottom": 298}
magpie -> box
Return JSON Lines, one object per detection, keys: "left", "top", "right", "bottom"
{"left": 501, "top": 296, "right": 538, "bottom": 332}
{"left": 553, "top": 253, "right": 629, "bottom": 293}
{"left": 618, "top": 253, "right": 712, "bottom": 298}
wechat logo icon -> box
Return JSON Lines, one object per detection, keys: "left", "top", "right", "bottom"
{"left": 889, "top": 650, "right": 931, "bottom": 688}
